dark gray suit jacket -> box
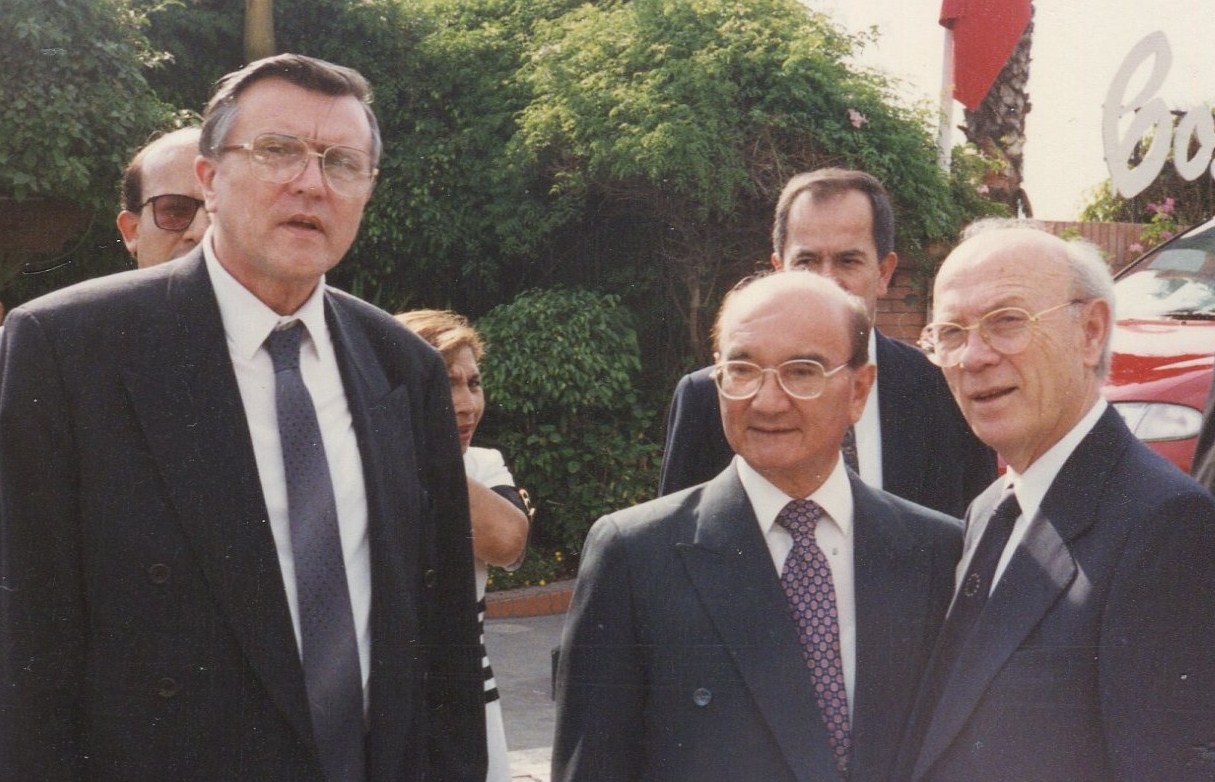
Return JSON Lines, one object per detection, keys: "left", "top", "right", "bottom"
{"left": 0, "top": 251, "right": 486, "bottom": 781}
{"left": 658, "top": 332, "right": 996, "bottom": 518}
{"left": 554, "top": 467, "right": 961, "bottom": 782}
{"left": 899, "top": 407, "right": 1215, "bottom": 782}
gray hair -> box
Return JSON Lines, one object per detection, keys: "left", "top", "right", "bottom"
{"left": 200, "top": 53, "right": 381, "bottom": 165}
{"left": 958, "top": 217, "right": 1116, "bottom": 378}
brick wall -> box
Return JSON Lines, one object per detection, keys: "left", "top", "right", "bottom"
{"left": 875, "top": 221, "right": 1147, "bottom": 344}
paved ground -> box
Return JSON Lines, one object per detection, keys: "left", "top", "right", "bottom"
{"left": 485, "top": 611, "right": 567, "bottom": 781}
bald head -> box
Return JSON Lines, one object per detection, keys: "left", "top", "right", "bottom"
{"left": 117, "top": 127, "right": 209, "bottom": 268}
{"left": 712, "top": 270, "right": 875, "bottom": 497}
{"left": 929, "top": 220, "right": 1114, "bottom": 471}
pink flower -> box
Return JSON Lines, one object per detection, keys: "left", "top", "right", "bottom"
{"left": 1129, "top": 242, "right": 1144, "bottom": 254}
{"left": 1162, "top": 196, "right": 1176, "bottom": 214}
{"left": 847, "top": 108, "right": 868, "bottom": 128}
{"left": 1160, "top": 231, "right": 1175, "bottom": 242}
{"left": 976, "top": 184, "right": 990, "bottom": 195}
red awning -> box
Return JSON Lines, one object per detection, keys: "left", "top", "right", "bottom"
{"left": 940, "top": 0, "right": 1032, "bottom": 111}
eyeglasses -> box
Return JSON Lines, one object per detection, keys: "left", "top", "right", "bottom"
{"left": 918, "top": 300, "right": 1086, "bottom": 368}
{"left": 714, "top": 359, "right": 849, "bottom": 401}
{"left": 138, "top": 194, "right": 205, "bottom": 232}
{"left": 219, "top": 132, "right": 378, "bottom": 198}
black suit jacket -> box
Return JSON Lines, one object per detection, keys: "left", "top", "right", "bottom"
{"left": 658, "top": 331, "right": 995, "bottom": 517}
{"left": 0, "top": 252, "right": 486, "bottom": 781}
{"left": 553, "top": 468, "right": 961, "bottom": 782}
{"left": 898, "top": 407, "right": 1215, "bottom": 782}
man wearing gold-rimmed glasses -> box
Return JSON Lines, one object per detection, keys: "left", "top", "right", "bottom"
{"left": 898, "top": 218, "right": 1215, "bottom": 782}
{"left": 0, "top": 53, "right": 485, "bottom": 781}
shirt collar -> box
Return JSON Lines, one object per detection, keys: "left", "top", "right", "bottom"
{"left": 203, "top": 231, "right": 329, "bottom": 361}
{"left": 737, "top": 454, "right": 854, "bottom": 538}
{"left": 1003, "top": 398, "right": 1108, "bottom": 521}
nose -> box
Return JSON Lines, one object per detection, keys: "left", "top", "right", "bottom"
{"left": 955, "top": 326, "right": 1001, "bottom": 370}
{"left": 749, "top": 368, "right": 791, "bottom": 411}
{"left": 291, "top": 152, "right": 327, "bottom": 193}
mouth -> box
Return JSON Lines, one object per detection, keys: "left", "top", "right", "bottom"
{"left": 969, "top": 385, "right": 1016, "bottom": 405}
{"left": 283, "top": 214, "right": 323, "bottom": 233}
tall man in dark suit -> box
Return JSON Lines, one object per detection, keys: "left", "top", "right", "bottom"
{"left": 0, "top": 54, "right": 485, "bottom": 781}
{"left": 900, "top": 220, "right": 1215, "bottom": 781}
{"left": 554, "top": 271, "right": 962, "bottom": 782}
{"left": 659, "top": 169, "right": 994, "bottom": 517}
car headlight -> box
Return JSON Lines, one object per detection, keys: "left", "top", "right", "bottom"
{"left": 1112, "top": 401, "right": 1204, "bottom": 442}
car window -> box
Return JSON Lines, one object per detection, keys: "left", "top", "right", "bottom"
{"left": 1116, "top": 224, "right": 1215, "bottom": 318}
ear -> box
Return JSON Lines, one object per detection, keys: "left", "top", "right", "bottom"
{"left": 1080, "top": 298, "right": 1112, "bottom": 370}
{"left": 196, "top": 154, "right": 218, "bottom": 213}
{"left": 876, "top": 251, "right": 898, "bottom": 297}
{"left": 770, "top": 252, "right": 782, "bottom": 272}
{"left": 848, "top": 362, "right": 877, "bottom": 424}
{"left": 116, "top": 211, "right": 140, "bottom": 256}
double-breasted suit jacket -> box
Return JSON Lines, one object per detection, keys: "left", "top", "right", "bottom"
{"left": 0, "top": 251, "right": 486, "bottom": 780}
{"left": 658, "top": 332, "right": 996, "bottom": 518}
{"left": 553, "top": 467, "right": 961, "bottom": 782}
{"left": 899, "top": 407, "right": 1215, "bottom": 782}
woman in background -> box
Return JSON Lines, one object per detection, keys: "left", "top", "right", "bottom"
{"left": 396, "top": 309, "right": 530, "bottom": 782}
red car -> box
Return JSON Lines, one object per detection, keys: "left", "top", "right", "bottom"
{"left": 1104, "top": 215, "right": 1215, "bottom": 473}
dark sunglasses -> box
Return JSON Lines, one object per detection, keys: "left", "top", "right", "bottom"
{"left": 138, "top": 194, "right": 205, "bottom": 232}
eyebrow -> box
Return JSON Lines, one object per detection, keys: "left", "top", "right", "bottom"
{"left": 724, "top": 349, "right": 832, "bottom": 364}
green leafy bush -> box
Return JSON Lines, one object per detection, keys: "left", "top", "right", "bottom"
{"left": 1, "top": 0, "right": 170, "bottom": 211}
{"left": 475, "top": 288, "right": 661, "bottom": 563}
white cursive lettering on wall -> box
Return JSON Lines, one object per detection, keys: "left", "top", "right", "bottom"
{"left": 1103, "top": 31, "right": 1215, "bottom": 198}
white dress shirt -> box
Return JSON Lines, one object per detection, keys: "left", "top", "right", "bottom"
{"left": 853, "top": 329, "right": 883, "bottom": 488}
{"left": 203, "top": 237, "right": 372, "bottom": 696}
{"left": 961, "top": 398, "right": 1108, "bottom": 594}
{"left": 736, "top": 457, "right": 857, "bottom": 710}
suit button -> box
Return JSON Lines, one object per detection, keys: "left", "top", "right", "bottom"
{"left": 156, "top": 677, "right": 179, "bottom": 698}
{"left": 424, "top": 569, "right": 438, "bottom": 588}
{"left": 147, "top": 563, "right": 171, "bottom": 584}
{"left": 692, "top": 687, "right": 712, "bottom": 707}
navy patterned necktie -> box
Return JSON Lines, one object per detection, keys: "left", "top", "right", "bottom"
{"left": 938, "top": 487, "right": 1022, "bottom": 654}
{"left": 841, "top": 425, "right": 859, "bottom": 473}
{"left": 776, "top": 498, "right": 852, "bottom": 775}
{"left": 913, "top": 486, "right": 1022, "bottom": 741}
{"left": 266, "top": 323, "right": 367, "bottom": 782}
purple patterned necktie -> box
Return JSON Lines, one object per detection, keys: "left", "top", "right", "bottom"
{"left": 776, "top": 498, "right": 852, "bottom": 776}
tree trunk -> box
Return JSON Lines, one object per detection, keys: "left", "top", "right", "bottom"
{"left": 962, "top": 7, "right": 1034, "bottom": 216}
{"left": 244, "top": 0, "right": 276, "bottom": 63}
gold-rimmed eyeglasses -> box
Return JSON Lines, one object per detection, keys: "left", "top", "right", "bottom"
{"left": 918, "top": 299, "right": 1087, "bottom": 368}
{"left": 219, "top": 132, "right": 378, "bottom": 198}
{"left": 714, "top": 359, "right": 849, "bottom": 400}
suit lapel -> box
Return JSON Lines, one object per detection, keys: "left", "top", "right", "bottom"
{"left": 324, "top": 295, "right": 420, "bottom": 770}
{"left": 914, "top": 408, "right": 1130, "bottom": 779}
{"left": 119, "top": 252, "right": 313, "bottom": 747}
{"left": 677, "top": 470, "right": 840, "bottom": 782}
{"left": 850, "top": 475, "right": 925, "bottom": 780}
{"left": 874, "top": 332, "right": 928, "bottom": 500}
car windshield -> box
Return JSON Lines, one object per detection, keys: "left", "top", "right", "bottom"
{"left": 1115, "top": 220, "right": 1215, "bottom": 319}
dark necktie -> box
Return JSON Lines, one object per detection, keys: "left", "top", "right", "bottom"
{"left": 776, "top": 499, "right": 852, "bottom": 775}
{"left": 266, "top": 323, "right": 367, "bottom": 782}
{"left": 841, "top": 425, "right": 859, "bottom": 473}
{"left": 913, "top": 487, "right": 1022, "bottom": 732}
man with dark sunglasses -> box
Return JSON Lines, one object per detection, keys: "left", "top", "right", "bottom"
{"left": 117, "top": 126, "right": 208, "bottom": 268}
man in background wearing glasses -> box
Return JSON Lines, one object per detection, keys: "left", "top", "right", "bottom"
{"left": 116, "top": 126, "right": 209, "bottom": 268}
{"left": 659, "top": 168, "right": 995, "bottom": 519}
{"left": 0, "top": 54, "right": 485, "bottom": 781}
{"left": 897, "top": 219, "right": 1215, "bottom": 782}
{"left": 554, "top": 270, "right": 961, "bottom": 782}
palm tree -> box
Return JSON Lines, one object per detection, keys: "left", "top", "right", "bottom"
{"left": 245, "top": 0, "right": 275, "bottom": 62}
{"left": 962, "top": 7, "right": 1033, "bottom": 216}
